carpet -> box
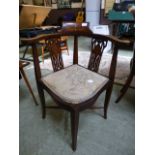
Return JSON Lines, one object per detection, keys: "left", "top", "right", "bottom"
{"left": 40, "top": 51, "right": 135, "bottom": 87}
{"left": 20, "top": 68, "right": 135, "bottom": 155}
{"left": 20, "top": 53, "right": 135, "bottom": 155}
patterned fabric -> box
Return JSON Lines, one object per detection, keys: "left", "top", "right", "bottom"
{"left": 39, "top": 52, "right": 134, "bottom": 87}
{"left": 41, "top": 65, "right": 109, "bottom": 104}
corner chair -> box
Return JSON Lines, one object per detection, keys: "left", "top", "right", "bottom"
{"left": 21, "top": 27, "right": 130, "bottom": 151}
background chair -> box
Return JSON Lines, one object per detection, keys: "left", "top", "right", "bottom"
{"left": 21, "top": 27, "right": 130, "bottom": 151}
{"left": 19, "top": 60, "right": 38, "bottom": 105}
{"left": 115, "top": 7, "right": 135, "bottom": 102}
{"left": 59, "top": 36, "right": 69, "bottom": 55}
{"left": 41, "top": 33, "right": 69, "bottom": 63}
{"left": 115, "top": 42, "right": 135, "bottom": 103}
{"left": 111, "top": 8, "right": 135, "bottom": 102}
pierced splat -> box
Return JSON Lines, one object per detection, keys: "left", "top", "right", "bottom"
{"left": 45, "top": 38, "right": 64, "bottom": 72}
{"left": 88, "top": 38, "right": 108, "bottom": 72}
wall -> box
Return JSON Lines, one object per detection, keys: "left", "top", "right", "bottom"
{"left": 104, "top": 0, "right": 115, "bottom": 14}
{"left": 20, "top": 0, "right": 106, "bottom": 9}
{"left": 19, "top": 0, "right": 108, "bottom": 25}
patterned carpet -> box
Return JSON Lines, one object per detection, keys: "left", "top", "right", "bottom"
{"left": 40, "top": 51, "right": 135, "bottom": 87}
{"left": 20, "top": 65, "right": 135, "bottom": 155}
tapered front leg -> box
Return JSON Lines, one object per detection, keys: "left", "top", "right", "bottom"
{"left": 70, "top": 110, "right": 79, "bottom": 151}
{"left": 38, "top": 87, "right": 46, "bottom": 119}
{"left": 104, "top": 86, "right": 113, "bottom": 119}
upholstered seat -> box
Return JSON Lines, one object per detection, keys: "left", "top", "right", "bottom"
{"left": 41, "top": 65, "right": 109, "bottom": 104}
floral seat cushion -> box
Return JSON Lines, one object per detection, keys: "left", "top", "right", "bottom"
{"left": 41, "top": 65, "right": 109, "bottom": 104}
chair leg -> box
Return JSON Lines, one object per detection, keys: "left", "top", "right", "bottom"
{"left": 38, "top": 87, "right": 46, "bottom": 119}
{"left": 115, "top": 68, "right": 134, "bottom": 103}
{"left": 70, "top": 110, "right": 79, "bottom": 151}
{"left": 41, "top": 46, "right": 44, "bottom": 63}
{"left": 66, "top": 44, "right": 69, "bottom": 55}
{"left": 103, "top": 85, "right": 113, "bottom": 119}
{"left": 22, "top": 45, "right": 29, "bottom": 59}
{"left": 67, "top": 48, "right": 69, "bottom": 55}
{"left": 20, "top": 68, "right": 38, "bottom": 105}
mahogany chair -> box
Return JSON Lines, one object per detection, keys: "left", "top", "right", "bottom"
{"left": 21, "top": 27, "right": 130, "bottom": 151}
{"left": 59, "top": 36, "right": 69, "bottom": 55}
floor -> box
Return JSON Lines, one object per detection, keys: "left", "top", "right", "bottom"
{"left": 19, "top": 68, "right": 134, "bottom": 155}
{"left": 19, "top": 35, "right": 135, "bottom": 155}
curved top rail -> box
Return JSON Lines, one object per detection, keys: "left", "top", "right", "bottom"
{"left": 20, "top": 27, "right": 132, "bottom": 46}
